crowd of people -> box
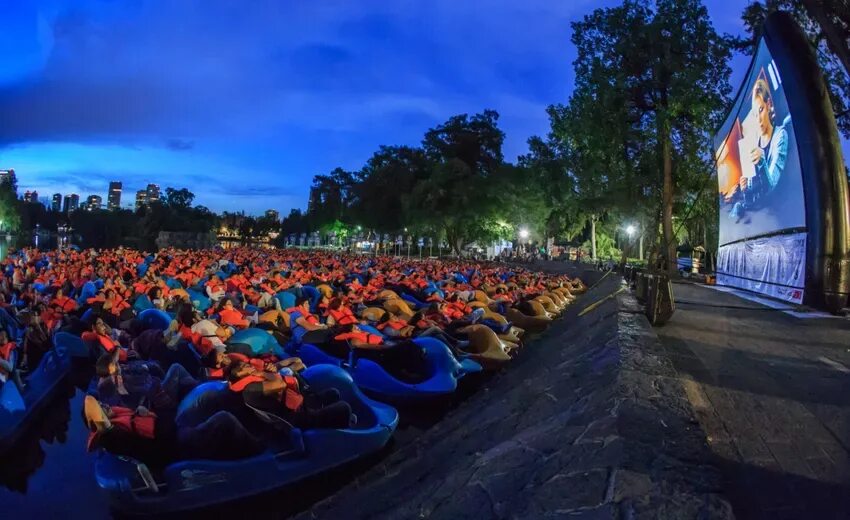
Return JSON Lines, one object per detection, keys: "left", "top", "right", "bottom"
{"left": 0, "top": 246, "right": 584, "bottom": 467}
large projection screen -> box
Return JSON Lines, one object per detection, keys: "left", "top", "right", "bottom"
{"left": 715, "top": 40, "right": 807, "bottom": 303}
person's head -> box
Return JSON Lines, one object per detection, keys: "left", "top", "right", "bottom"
{"left": 203, "top": 349, "right": 229, "bottom": 369}
{"left": 55, "top": 287, "right": 64, "bottom": 299}
{"left": 752, "top": 77, "right": 775, "bottom": 138}
{"left": 328, "top": 297, "right": 343, "bottom": 312}
{"left": 95, "top": 351, "right": 119, "bottom": 378}
{"left": 177, "top": 302, "right": 196, "bottom": 327}
{"left": 104, "top": 288, "right": 115, "bottom": 300}
{"left": 0, "top": 330, "right": 8, "bottom": 344}
{"left": 226, "top": 360, "right": 254, "bottom": 381}
{"left": 295, "top": 296, "right": 311, "bottom": 311}
{"left": 93, "top": 317, "right": 108, "bottom": 335}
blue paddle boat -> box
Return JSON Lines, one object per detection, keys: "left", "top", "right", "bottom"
{"left": 94, "top": 365, "right": 398, "bottom": 515}
{"left": 0, "top": 344, "right": 71, "bottom": 452}
{"left": 290, "top": 336, "right": 481, "bottom": 403}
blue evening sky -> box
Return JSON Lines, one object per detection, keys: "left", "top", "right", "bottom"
{"left": 0, "top": 0, "right": 840, "bottom": 215}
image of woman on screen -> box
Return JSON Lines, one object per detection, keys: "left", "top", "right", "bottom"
{"left": 730, "top": 77, "right": 791, "bottom": 221}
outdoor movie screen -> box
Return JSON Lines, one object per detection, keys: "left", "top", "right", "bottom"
{"left": 715, "top": 40, "right": 805, "bottom": 245}
{"left": 714, "top": 39, "right": 807, "bottom": 304}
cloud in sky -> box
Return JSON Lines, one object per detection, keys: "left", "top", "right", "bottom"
{"left": 0, "top": 0, "right": 771, "bottom": 214}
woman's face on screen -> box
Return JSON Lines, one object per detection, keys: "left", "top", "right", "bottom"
{"left": 754, "top": 94, "right": 773, "bottom": 138}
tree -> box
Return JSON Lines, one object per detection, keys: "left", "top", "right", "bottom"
{"left": 165, "top": 187, "right": 195, "bottom": 209}
{"left": 404, "top": 110, "right": 517, "bottom": 254}
{"left": 736, "top": 0, "right": 850, "bottom": 137}
{"left": 517, "top": 135, "right": 575, "bottom": 241}
{"left": 562, "top": 0, "right": 732, "bottom": 271}
{"left": 350, "top": 146, "right": 430, "bottom": 233}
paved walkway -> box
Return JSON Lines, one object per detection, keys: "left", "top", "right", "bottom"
{"left": 656, "top": 282, "right": 850, "bottom": 519}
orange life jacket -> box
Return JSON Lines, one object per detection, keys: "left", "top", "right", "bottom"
{"left": 334, "top": 331, "right": 383, "bottom": 345}
{"left": 86, "top": 406, "right": 156, "bottom": 452}
{"left": 0, "top": 342, "right": 15, "bottom": 361}
{"left": 376, "top": 320, "right": 406, "bottom": 331}
{"left": 229, "top": 374, "right": 303, "bottom": 411}
{"left": 286, "top": 307, "right": 318, "bottom": 325}
{"left": 328, "top": 307, "right": 357, "bottom": 326}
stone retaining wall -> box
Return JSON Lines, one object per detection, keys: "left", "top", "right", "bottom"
{"left": 300, "top": 272, "right": 733, "bottom": 519}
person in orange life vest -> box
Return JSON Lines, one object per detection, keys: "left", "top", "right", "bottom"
{"left": 147, "top": 286, "right": 166, "bottom": 310}
{"left": 325, "top": 298, "right": 358, "bottom": 328}
{"left": 334, "top": 324, "right": 428, "bottom": 382}
{"left": 0, "top": 330, "right": 24, "bottom": 390}
{"left": 190, "top": 319, "right": 231, "bottom": 355}
{"left": 402, "top": 310, "right": 469, "bottom": 352}
{"left": 94, "top": 348, "right": 198, "bottom": 411}
{"left": 205, "top": 274, "right": 226, "bottom": 303}
{"left": 82, "top": 317, "right": 129, "bottom": 362}
{"left": 226, "top": 360, "right": 354, "bottom": 430}
{"left": 49, "top": 287, "right": 77, "bottom": 315}
{"left": 202, "top": 349, "right": 305, "bottom": 380}
{"left": 375, "top": 312, "right": 415, "bottom": 339}
{"left": 288, "top": 296, "right": 332, "bottom": 345}
{"left": 83, "top": 393, "right": 263, "bottom": 463}
{"left": 216, "top": 298, "right": 257, "bottom": 329}
{"left": 19, "top": 307, "right": 52, "bottom": 370}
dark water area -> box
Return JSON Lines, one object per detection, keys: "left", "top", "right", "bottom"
{"left": 0, "top": 384, "right": 110, "bottom": 519}
{"left": 0, "top": 359, "right": 489, "bottom": 519}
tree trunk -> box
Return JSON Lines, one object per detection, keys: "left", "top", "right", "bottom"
{"left": 660, "top": 120, "right": 677, "bottom": 274}
{"left": 802, "top": 0, "right": 850, "bottom": 79}
{"left": 590, "top": 215, "right": 597, "bottom": 260}
{"left": 639, "top": 234, "right": 644, "bottom": 261}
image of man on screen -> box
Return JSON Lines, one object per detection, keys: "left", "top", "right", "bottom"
{"left": 730, "top": 76, "right": 791, "bottom": 221}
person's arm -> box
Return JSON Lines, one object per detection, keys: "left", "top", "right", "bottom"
{"left": 295, "top": 316, "right": 325, "bottom": 331}
{"left": 259, "top": 375, "right": 285, "bottom": 396}
{"left": 761, "top": 126, "right": 788, "bottom": 190}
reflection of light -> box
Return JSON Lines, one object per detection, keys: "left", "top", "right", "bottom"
{"left": 519, "top": 228, "right": 529, "bottom": 239}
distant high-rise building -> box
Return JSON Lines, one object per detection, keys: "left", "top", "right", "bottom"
{"left": 135, "top": 190, "right": 148, "bottom": 211}
{"left": 107, "top": 181, "right": 122, "bottom": 210}
{"left": 265, "top": 209, "right": 280, "bottom": 221}
{"left": 86, "top": 195, "right": 102, "bottom": 211}
{"left": 63, "top": 194, "right": 79, "bottom": 213}
{"left": 146, "top": 184, "right": 160, "bottom": 204}
{"left": 0, "top": 169, "right": 15, "bottom": 188}
{"left": 23, "top": 190, "right": 38, "bottom": 203}
{"left": 52, "top": 193, "right": 62, "bottom": 212}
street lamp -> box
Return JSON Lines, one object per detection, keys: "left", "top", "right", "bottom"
{"left": 626, "top": 225, "right": 636, "bottom": 237}
{"left": 519, "top": 228, "right": 529, "bottom": 240}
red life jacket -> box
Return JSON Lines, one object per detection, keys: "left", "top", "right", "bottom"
{"left": 86, "top": 406, "right": 156, "bottom": 452}
{"left": 229, "top": 374, "right": 265, "bottom": 392}
{"left": 0, "top": 342, "right": 15, "bottom": 361}
{"left": 286, "top": 307, "right": 318, "bottom": 325}
{"left": 376, "top": 320, "right": 406, "bottom": 331}
{"left": 229, "top": 374, "right": 303, "bottom": 411}
{"left": 81, "top": 331, "right": 128, "bottom": 362}
{"left": 329, "top": 308, "right": 357, "bottom": 326}
{"left": 334, "top": 331, "right": 383, "bottom": 345}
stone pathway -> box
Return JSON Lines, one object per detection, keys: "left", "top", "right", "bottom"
{"left": 657, "top": 282, "right": 850, "bottom": 520}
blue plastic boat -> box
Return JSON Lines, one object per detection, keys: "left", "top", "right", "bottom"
{"left": 0, "top": 344, "right": 71, "bottom": 452}
{"left": 138, "top": 308, "right": 172, "bottom": 331}
{"left": 94, "top": 365, "right": 398, "bottom": 515}
{"left": 290, "top": 336, "right": 481, "bottom": 403}
{"left": 54, "top": 331, "right": 93, "bottom": 359}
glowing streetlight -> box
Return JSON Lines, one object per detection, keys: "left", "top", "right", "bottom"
{"left": 519, "top": 228, "right": 530, "bottom": 239}
{"left": 626, "top": 225, "right": 636, "bottom": 237}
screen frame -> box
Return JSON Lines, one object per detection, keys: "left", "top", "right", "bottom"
{"left": 716, "top": 12, "right": 850, "bottom": 311}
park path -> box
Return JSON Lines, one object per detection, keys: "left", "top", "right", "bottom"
{"left": 657, "top": 282, "right": 850, "bottom": 519}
